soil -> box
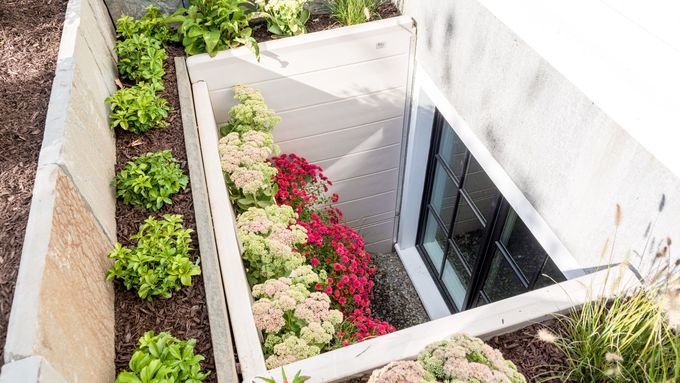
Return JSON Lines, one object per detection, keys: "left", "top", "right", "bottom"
{"left": 113, "top": 45, "right": 217, "bottom": 381}
{"left": 488, "top": 320, "right": 568, "bottom": 383}
{"left": 0, "top": 0, "right": 69, "bottom": 364}
{"left": 253, "top": 2, "right": 401, "bottom": 42}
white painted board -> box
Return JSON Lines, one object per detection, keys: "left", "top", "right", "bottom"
{"left": 187, "top": 16, "right": 415, "bottom": 249}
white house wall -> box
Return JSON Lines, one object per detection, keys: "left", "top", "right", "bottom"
{"left": 398, "top": 0, "right": 680, "bottom": 276}
{"left": 186, "top": 17, "right": 415, "bottom": 253}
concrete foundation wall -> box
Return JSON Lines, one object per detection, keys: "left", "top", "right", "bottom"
{"left": 398, "top": 0, "right": 680, "bottom": 275}
{"left": 2, "top": 0, "right": 117, "bottom": 381}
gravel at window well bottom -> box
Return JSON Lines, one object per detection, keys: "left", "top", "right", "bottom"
{"left": 371, "top": 252, "right": 429, "bottom": 330}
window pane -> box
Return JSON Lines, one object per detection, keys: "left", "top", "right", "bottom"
{"left": 442, "top": 244, "right": 470, "bottom": 309}
{"left": 428, "top": 161, "right": 458, "bottom": 227}
{"left": 451, "top": 196, "right": 485, "bottom": 266}
{"left": 534, "top": 257, "right": 566, "bottom": 289}
{"left": 499, "top": 210, "right": 548, "bottom": 282}
{"left": 422, "top": 211, "right": 446, "bottom": 272}
{"left": 438, "top": 123, "right": 467, "bottom": 181}
{"left": 483, "top": 248, "right": 528, "bottom": 302}
{"left": 463, "top": 158, "right": 499, "bottom": 224}
{"left": 472, "top": 291, "right": 489, "bottom": 308}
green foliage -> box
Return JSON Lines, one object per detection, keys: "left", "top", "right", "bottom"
{"left": 115, "top": 331, "right": 209, "bottom": 383}
{"left": 548, "top": 287, "right": 680, "bottom": 382}
{"left": 329, "top": 0, "right": 381, "bottom": 25}
{"left": 169, "top": 0, "right": 259, "bottom": 57}
{"left": 221, "top": 84, "right": 281, "bottom": 136}
{"left": 115, "top": 34, "right": 167, "bottom": 87}
{"left": 114, "top": 150, "right": 188, "bottom": 211}
{"left": 255, "top": 0, "right": 310, "bottom": 36}
{"left": 105, "top": 82, "right": 170, "bottom": 134}
{"left": 256, "top": 369, "right": 310, "bottom": 383}
{"left": 116, "top": 5, "right": 178, "bottom": 44}
{"left": 106, "top": 83, "right": 170, "bottom": 134}
{"left": 107, "top": 214, "right": 200, "bottom": 300}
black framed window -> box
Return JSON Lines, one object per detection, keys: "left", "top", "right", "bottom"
{"left": 416, "top": 111, "right": 566, "bottom": 312}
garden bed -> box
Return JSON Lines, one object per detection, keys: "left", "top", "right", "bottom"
{"left": 112, "top": 45, "right": 217, "bottom": 380}
{"left": 0, "top": 0, "right": 68, "bottom": 365}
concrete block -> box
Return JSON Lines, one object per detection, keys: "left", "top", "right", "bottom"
{"left": 4, "top": 165, "right": 115, "bottom": 383}
{"left": 0, "top": 356, "right": 67, "bottom": 383}
{"left": 105, "top": 0, "right": 183, "bottom": 20}
{"left": 38, "top": 0, "right": 117, "bottom": 241}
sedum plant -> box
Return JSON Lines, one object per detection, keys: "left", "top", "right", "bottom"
{"left": 116, "top": 5, "right": 178, "bottom": 44}
{"left": 418, "top": 334, "right": 526, "bottom": 383}
{"left": 218, "top": 130, "right": 278, "bottom": 212}
{"left": 237, "top": 204, "right": 307, "bottom": 284}
{"left": 169, "top": 0, "right": 259, "bottom": 57}
{"left": 221, "top": 84, "right": 281, "bottom": 136}
{"left": 114, "top": 150, "right": 188, "bottom": 211}
{"left": 255, "top": 0, "right": 310, "bottom": 36}
{"left": 368, "top": 361, "right": 436, "bottom": 383}
{"left": 106, "top": 83, "right": 170, "bottom": 134}
{"left": 107, "top": 214, "right": 201, "bottom": 300}
{"left": 251, "top": 266, "right": 343, "bottom": 368}
{"left": 115, "top": 33, "right": 167, "bottom": 87}
{"left": 115, "top": 331, "right": 209, "bottom": 383}
{"left": 329, "top": 0, "right": 381, "bottom": 25}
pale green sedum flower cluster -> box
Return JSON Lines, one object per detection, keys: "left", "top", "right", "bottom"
{"left": 418, "top": 334, "right": 526, "bottom": 383}
{"left": 251, "top": 266, "right": 342, "bottom": 369}
{"left": 223, "top": 84, "right": 281, "bottom": 135}
{"left": 237, "top": 205, "right": 308, "bottom": 284}
{"left": 368, "top": 361, "right": 437, "bottom": 383}
{"left": 218, "top": 130, "right": 279, "bottom": 212}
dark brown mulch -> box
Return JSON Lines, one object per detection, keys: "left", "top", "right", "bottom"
{"left": 113, "top": 45, "right": 217, "bottom": 381}
{"left": 253, "top": 2, "right": 401, "bottom": 42}
{"left": 488, "top": 320, "right": 568, "bottom": 383}
{"left": 0, "top": 0, "right": 69, "bottom": 364}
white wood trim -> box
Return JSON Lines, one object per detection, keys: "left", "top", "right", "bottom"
{"left": 192, "top": 82, "right": 267, "bottom": 377}
{"left": 395, "top": 245, "right": 450, "bottom": 319}
{"left": 245, "top": 266, "right": 640, "bottom": 382}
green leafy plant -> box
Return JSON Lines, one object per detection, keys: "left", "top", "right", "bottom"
{"left": 115, "top": 34, "right": 167, "bottom": 87}
{"left": 115, "top": 331, "right": 210, "bottom": 383}
{"left": 106, "top": 83, "right": 170, "bottom": 134}
{"left": 169, "top": 0, "right": 259, "bottom": 57}
{"left": 255, "top": 0, "right": 310, "bottom": 36}
{"left": 256, "top": 368, "right": 310, "bottom": 383}
{"left": 221, "top": 84, "right": 281, "bottom": 136}
{"left": 116, "top": 5, "right": 178, "bottom": 44}
{"left": 114, "top": 150, "right": 188, "bottom": 211}
{"left": 329, "top": 0, "right": 382, "bottom": 25}
{"left": 107, "top": 214, "right": 200, "bottom": 300}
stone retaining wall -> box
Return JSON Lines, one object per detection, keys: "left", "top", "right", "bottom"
{"left": 0, "top": 0, "right": 118, "bottom": 381}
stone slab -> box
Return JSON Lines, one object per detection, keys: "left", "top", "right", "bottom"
{"left": 4, "top": 165, "right": 115, "bottom": 383}
{"left": 105, "top": 0, "right": 183, "bottom": 20}
{"left": 39, "top": 0, "right": 117, "bottom": 242}
{"left": 0, "top": 356, "right": 67, "bottom": 383}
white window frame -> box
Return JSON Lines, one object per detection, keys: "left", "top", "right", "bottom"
{"left": 395, "top": 64, "right": 585, "bottom": 319}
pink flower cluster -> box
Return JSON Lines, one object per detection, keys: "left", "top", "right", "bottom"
{"left": 272, "top": 153, "right": 395, "bottom": 345}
